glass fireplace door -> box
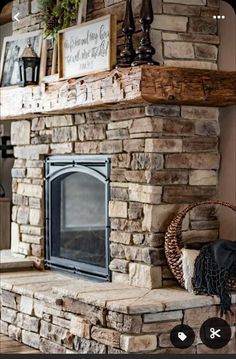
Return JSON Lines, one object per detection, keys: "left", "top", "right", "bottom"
{"left": 45, "top": 156, "right": 111, "bottom": 281}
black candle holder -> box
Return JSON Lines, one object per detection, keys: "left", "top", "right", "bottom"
{"left": 116, "top": 0, "right": 135, "bottom": 68}
{"left": 132, "top": 0, "right": 159, "bottom": 66}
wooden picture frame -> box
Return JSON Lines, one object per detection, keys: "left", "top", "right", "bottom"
{"left": 58, "top": 15, "right": 117, "bottom": 80}
{"left": 40, "top": 36, "right": 59, "bottom": 84}
{"left": 0, "top": 30, "right": 43, "bottom": 87}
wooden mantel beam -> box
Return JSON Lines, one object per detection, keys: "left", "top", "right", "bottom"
{"left": 0, "top": 66, "right": 236, "bottom": 120}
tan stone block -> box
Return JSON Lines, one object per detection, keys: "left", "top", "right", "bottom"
{"left": 109, "top": 201, "right": 128, "bottom": 218}
{"left": 120, "top": 334, "right": 157, "bottom": 352}
{"left": 22, "top": 330, "right": 40, "bottom": 349}
{"left": 11, "top": 222, "right": 20, "bottom": 252}
{"left": 30, "top": 208, "right": 43, "bottom": 226}
{"left": 164, "top": 59, "right": 217, "bottom": 70}
{"left": 163, "top": 0, "right": 206, "bottom": 3}
{"left": 74, "top": 141, "right": 99, "bottom": 154}
{"left": 1, "top": 307, "right": 17, "bottom": 324}
{"left": 189, "top": 170, "right": 217, "bottom": 185}
{"left": 91, "top": 326, "right": 120, "bottom": 348}
{"left": 8, "top": 324, "right": 21, "bottom": 341}
{"left": 79, "top": 124, "right": 106, "bottom": 141}
{"left": 100, "top": 140, "right": 122, "bottom": 154}
{"left": 145, "top": 139, "right": 182, "bottom": 153}
{"left": 131, "top": 153, "right": 164, "bottom": 170}
{"left": 40, "top": 338, "right": 66, "bottom": 353}
{"left": 124, "top": 139, "right": 145, "bottom": 152}
{"left": 21, "top": 234, "right": 42, "bottom": 244}
{"left": 11, "top": 168, "right": 26, "bottom": 178}
{"left": 0, "top": 320, "right": 8, "bottom": 335}
{"left": 14, "top": 145, "right": 49, "bottom": 160}
{"left": 163, "top": 3, "right": 201, "bottom": 16}
{"left": 108, "top": 120, "right": 132, "bottom": 130}
{"left": 34, "top": 299, "right": 44, "bottom": 318}
{"left": 11, "top": 121, "right": 30, "bottom": 145}
{"left": 130, "top": 117, "right": 163, "bottom": 134}
{"left": 2, "top": 290, "right": 17, "bottom": 309}
{"left": 110, "top": 231, "right": 132, "bottom": 245}
{"left": 17, "top": 206, "right": 30, "bottom": 224}
{"left": 109, "top": 259, "right": 129, "bottom": 273}
{"left": 189, "top": 17, "right": 217, "bottom": 35}
{"left": 143, "top": 310, "right": 183, "bottom": 323}
{"left": 20, "top": 225, "right": 43, "bottom": 236}
{"left": 153, "top": 15, "right": 188, "bottom": 32}
{"left": 110, "top": 107, "right": 145, "bottom": 121}
{"left": 107, "top": 129, "right": 129, "bottom": 140}
{"left": 112, "top": 272, "right": 129, "bottom": 285}
{"left": 45, "top": 115, "right": 73, "bottom": 128}
{"left": 128, "top": 183, "right": 162, "bottom": 204}
{"left": 165, "top": 153, "right": 220, "bottom": 169}
{"left": 18, "top": 183, "right": 43, "bottom": 198}
{"left": 163, "top": 185, "right": 217, "bottom": 203}
{"left": 50, "top": 143, "right": 73, "bottom": 154}
{"left": 129, "top": 263, "right": 162, "bottom": 289}
{"left": 52, "top": 126, "right": 77, "bottom": 143}
{"left": 70, "top": 316, "right": 91, "bottom": 339}
{"left": 20, "top": 296, "right": 34, "bottom": 315}
{"left": 164, "top": 42, "right": 194, "bottom": 59}
{"left": 145, "top": 170, "right": 188, "bottom": 185}
{"left": 27, "top": 167, "right": 43, "bottom": 179}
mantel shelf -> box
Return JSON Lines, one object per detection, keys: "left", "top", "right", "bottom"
{"left": 1, "top": 66, "right": 236, "bottom": 120}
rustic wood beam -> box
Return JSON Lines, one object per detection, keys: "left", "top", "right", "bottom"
{"left": 0, "top": 66, "right": 236, "bottom": 120}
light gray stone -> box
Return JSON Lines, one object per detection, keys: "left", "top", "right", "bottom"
{"left": 11, "top": 121, "right": 30, "bottom": 145}
{"left": 129, "top": 263, "right": 162, "bottom": 289}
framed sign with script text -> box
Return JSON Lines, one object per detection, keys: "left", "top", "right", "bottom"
{"left": 58, "top": 15, "right": 117, "bottom": 79}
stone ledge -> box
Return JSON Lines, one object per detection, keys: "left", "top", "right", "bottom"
{"left": 1, "top": 270, "right": 235, "bottom": 314}
{"left": 1, "top": 66, "right": 236, "bottom": 120}
{"left": 0, "top": 250, "right": 34, "bottom": 272}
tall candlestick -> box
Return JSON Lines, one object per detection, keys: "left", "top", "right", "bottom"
{"left": 132, "top": 0, "right": 159, "bottom": 66}
{"left": 116, "top": 0, "right": 135, "bottom": 68}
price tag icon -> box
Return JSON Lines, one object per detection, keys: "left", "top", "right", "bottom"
{"left": 178, "top": 332, "right": 187, "bottom": 342}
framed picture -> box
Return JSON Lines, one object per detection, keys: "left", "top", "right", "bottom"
{"left": 40, "top": 36, "right": 59, "bottom": 84}
{"left": 58, "top": 15, "right": 117, "bottom": 80}
{"left": 0, "top": 30, "right": 43, "bottom": 87}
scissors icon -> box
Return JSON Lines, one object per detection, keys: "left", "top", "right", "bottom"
{"left": 210, "top": 328, "right": 221, "bottom": 339}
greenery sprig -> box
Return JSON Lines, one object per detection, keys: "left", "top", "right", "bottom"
{"left": 39, "top": 0, "right": 81, "bottom": 39}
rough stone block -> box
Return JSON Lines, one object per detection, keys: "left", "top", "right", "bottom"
{"left": 11, "top": 121, "right": 30, "bottom": 145}
{"left": 189, "top": 17, "right": 217, "bottom": 34}
{"left": 0, "top": 320, "right": 8, "bottom": 335}
{"left": 78, "top": 124, "right": 106, "bottom": 141}
{"left": 110, "top": 231, "right": 132, "bottom": 245}
{"left": 109, "top": 259, "right": 129, "bottom": 273}
{"left": 18, "top": 183, "right": 43, "bottom": 198}
{"left": 165, "top": 153, "right": 220, "bottom": 170}
{"left": 2, "top": 290, "right": 17, "bottom": 309}
{"left": 91, "top": 326, "right": 120, "bottom": 348}
{"left": 131, "top": 153, "right": 164, "bottom": 170}
{"left": 20, "top": 296, "right": 34, "bottom": 315}
{"left": 52, "top": 126, "right": 77, "bottom": 143}
{"left": 70, "top": 316, "right": 91, "bottom": 339}
{"left": 74, "top": 337, "right": 106, "bottom": 354}
{"left": 107, "top": 311, "right": 142, "bottom": 334}
{"left": 130, "top": 117, "right": 163, "bottom": 134}
{"left": 110, "top": 108, "right": 145, "bottom": 121}
{"left": 110, "top": 243, "right": 125, "bottom": 259}
{"left": 145, "top": 105, "right": 180, "bottom": 117}
{"left": 163, "top": 186, "right": 217, "bottom": 203}
{"left": 120, "top": 334, "right": 157, "bottom": 352}
{"left": 153, "top": 15, "right": 188, "bottom": 32}
{"left": 16, "top": 313, "right": 39, "bottom": 332}
{"left": 11, "top": 222, "right": 20, "bottom": 253}
{"left": 189, "top": 170, "right": 217, "bottom": 185}
{"left": 183, "top": 137, "right": 218, "bottom": 152}
{"left": 129, "top": 184, "right": 162, "bottom": 204}
{"left": 75, "top": 141, "right": 99, "bottom": 154}
{"left": 129, "top": 263, "right": 162, "bottom": 289}
{"left": 145, "top": 139, "right": 182, "bottom": 153}
{"left": 124, "top": 139, "right": 145, "bottom": 152}
{"left": 17, "top": 206, "right": 30, "bottom": 224}
{"left": 164, "top": 42, "right": 194, "bottom": 59}
{"left": 8, "top": 325, "right": 21, "bottom": 341}
{"left": 29, "top": 208, "right": 43, "bottom": 226}
{"left": 46, "top": 115, "right": 73, "bottom": 128}
{"left": 11, "top": 168, "right": 26, "bottom": 178}
{"left": 40, "top": 338, "right": 66, "bottom": 353}
{"left": 22, "top": 330, "right": 40, "bottom": 349}
{"left": 109, "top": 201, "right": 128, "bottom": 218}
{"left": 50, "top": 143, "right": 73, "bottom": 154}
{"left": 145, "top": 170, "right": 188, "bottom": 185}
{"left": 100, "top": 140, "right": 122, "bottom": 153}
{"left": 1, "top": 307, "right": 17, "bottom": 324}
{"left": 107, "top": 129, "right": 129, "bottom": 140}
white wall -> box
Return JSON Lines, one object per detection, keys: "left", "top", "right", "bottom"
{"left": 218, "top": 1, "right": 236, "bottom": 239}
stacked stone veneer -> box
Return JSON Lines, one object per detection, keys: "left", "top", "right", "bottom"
{"left": 0, "top": 277, "right": 235, "bottom": 354}
{"left": 12, "top": 0, "right": 220, "bottom": 70}
{"left": 10, "top": 105, "right": 220, "bottom": 288}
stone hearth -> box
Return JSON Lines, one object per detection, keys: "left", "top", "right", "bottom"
{"left": 0, "top": 270, "right": 235, "bottom": 354}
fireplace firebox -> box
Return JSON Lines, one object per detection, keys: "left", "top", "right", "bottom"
{"left": 45, "top": 156, "right": 111, "bottom": 281}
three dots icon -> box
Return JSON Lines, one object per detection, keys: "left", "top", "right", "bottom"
{"left": 213, "top": 15, "right": 226, "bottom": 19}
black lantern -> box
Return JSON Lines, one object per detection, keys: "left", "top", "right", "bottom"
{"left": 18, "top": 40, "right": 40, "bottom": 87}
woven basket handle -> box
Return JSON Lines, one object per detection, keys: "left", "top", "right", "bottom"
{"left": 174, "top": 200, "right": 236, "bottom": 248}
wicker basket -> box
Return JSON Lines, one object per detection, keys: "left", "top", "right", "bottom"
{"left": 164, "top": 200, "right": 236, "bottom": 291}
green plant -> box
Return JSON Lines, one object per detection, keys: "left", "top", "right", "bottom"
{"left": 39, "top": 0, "right": 81, "bottom": 39}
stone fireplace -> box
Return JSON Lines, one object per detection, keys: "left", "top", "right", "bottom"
{"left": 9, "top": 103, "right": 222, "bottom": 289}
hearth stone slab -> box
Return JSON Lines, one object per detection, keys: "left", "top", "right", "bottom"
{"left": 1, "top": 270, "right": 235, "bottom": 354}
{"left": 0, "top": 250, "right": 34, "bottom": 271}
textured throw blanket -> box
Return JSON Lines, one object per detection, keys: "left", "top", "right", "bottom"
{"left": 192, "top": 240, "right": 236, "bottom": 315}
